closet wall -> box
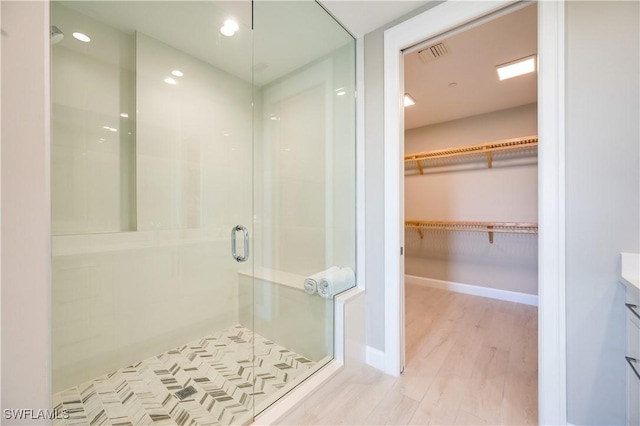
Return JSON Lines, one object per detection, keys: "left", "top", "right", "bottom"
{"left": 404, "top": 102, "right": 538, "bottom": 296}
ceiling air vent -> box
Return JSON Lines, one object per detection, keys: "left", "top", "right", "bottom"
{"left": 417, "top": 42, "right": 450, "bottom": 63}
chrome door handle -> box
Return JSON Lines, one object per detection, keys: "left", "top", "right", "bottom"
{"left": 231, "top": 225, "right": 249, "bottom": 262}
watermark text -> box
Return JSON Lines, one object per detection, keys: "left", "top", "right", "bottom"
{"left": 3, "top": 408, "right": 69, "bottom": 420}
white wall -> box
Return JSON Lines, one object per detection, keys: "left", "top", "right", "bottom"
{"left": 363, "top": 1, "right": 442, "bottom": 352}
{"left": 363, "top": 27, "right": 387, "bottom": 351}
{"left": 261, "top": 64, "right": 330, "bottom": 275}
{"left": 565, "top": 1, "right": 639, "bottom": 424}
{"left": 1, "top": 1, "right": 51, "bottom": 422}
{"left": 136, "top": 32, "right": 253, "bottom": 232}
{"left": 404, "top": 104, "right": 538, "bottom": 295}
{"left": 258, "top": 44, "right": 356, "bottom": 277}
{"left": 51, "top": 4, "right": 135, "bottom": 235}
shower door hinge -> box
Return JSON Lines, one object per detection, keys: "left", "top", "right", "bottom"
{"left": 400, "top": 246, "right": 404, "bottom": 256}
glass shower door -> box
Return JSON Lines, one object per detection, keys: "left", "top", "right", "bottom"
{"left": 51, "top": 0, "right": 356, "bottom": 423}
{"left": 250, "top": 0, "right": 356, "bottom": 417}
{"left": 51, "top": 2, "right": 257, "bottom": 424}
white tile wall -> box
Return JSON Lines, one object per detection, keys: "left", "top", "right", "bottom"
{"left": 51, "top": 4, "right": 135, "bottom": 234}
{"left": 136, "top": 32, "right": 253, "bottom": 232}
{"left": 52, "top": 232, "right": 242, "bottom": 392}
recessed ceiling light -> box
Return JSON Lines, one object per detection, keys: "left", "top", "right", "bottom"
{"left": 120, "top": 113, "right": 128, "bottom": 118}
{"left": 224, "top": 19, "right": 239, "bottom": 32}
{"left": 220, "top": 26, "right": 235, "bottom": 37}
{"left": 72, "top": 32, "right": 91, "bottom": 43}
{"left": 404, "top": 93, "right": 416, "bottom": 107}
{"left": 171, "top": 70, "right": 184, "bottom": 77}
{"left": 497, "top": 55, "right": 536, "bottom": 80}
{"left": 164, "top": 77, "right": 177, "bottom": 85}
{"left": 220, "top": 19, "right": 239, "bottom": 37}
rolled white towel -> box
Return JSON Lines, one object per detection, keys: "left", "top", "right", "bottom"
{"left": 304, "top": 266, "right": 340, "bottom": 295}
{"left": 318, "top": 267, "right": 355, "bottom": 299}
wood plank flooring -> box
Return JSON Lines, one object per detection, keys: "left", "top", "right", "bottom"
{"left": 277, "top": 283, "right": 538, "bottom": 425}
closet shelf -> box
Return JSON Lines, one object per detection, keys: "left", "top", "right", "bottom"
{"left": 405, "top": 135, "right": 538, "bottom": 173}
{"left": 405, "top": 220, "right": 538, "bottom": 244}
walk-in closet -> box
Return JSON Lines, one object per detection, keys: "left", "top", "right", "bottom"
{"left": 401, "top": 3, "right": 539, "bottom": 424}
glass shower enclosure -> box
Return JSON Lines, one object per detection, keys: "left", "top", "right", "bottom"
{"left": 50, "top": 1, "right": 355, "bottom": 424}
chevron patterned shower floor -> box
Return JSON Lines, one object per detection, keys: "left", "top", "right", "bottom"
{"left": 52, "top": 325, "right": 315, "bottom": 426}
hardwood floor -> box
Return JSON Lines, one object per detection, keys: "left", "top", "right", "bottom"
{"left": 277, "top": 283, "right": 538, "bottom": 425}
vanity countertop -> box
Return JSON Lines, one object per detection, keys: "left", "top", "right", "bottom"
{"left": 621, "top": 252, "right": 640, "bottom": 290}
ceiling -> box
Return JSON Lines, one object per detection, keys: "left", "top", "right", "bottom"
{"left": 54, "top": 0, "right": 537, "bottom": 128}
{"left": 318, "top": 0, "right": 430, "bottom": 38}
{"left": 56, "top": 0, "right": 352, "bottom": 87}
{"left": 320, "top": 1, "right": 538, "bottom": 129}
{"left": 404, "top": 3, "right": 538, "bottom": 129}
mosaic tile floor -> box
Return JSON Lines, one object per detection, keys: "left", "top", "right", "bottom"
{"left": 53, "top": 325, "right": 315, "bottom": 426}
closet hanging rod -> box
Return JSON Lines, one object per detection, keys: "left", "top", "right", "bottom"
{"left": 404, "top": 135, "right": 538, "bottom": 172}
{"left": 405, "top": 220, "right": 538, "bottom": 244}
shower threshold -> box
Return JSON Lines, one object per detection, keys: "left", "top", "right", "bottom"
{"left": 53, "top": 325, "right": 316, "bottom": 426}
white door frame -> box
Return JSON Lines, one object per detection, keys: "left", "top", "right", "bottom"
{"left": 382, "top": 1, "right": 566, "bottom": 425}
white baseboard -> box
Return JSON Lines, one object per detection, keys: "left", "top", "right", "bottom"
{"left": 366, "top": 345, "right": 386, "bottom": 372}
{"left": 405, "top": 275, "right": 538, "bottom": 306}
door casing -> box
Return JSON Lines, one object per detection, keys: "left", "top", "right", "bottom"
{"left": 382, "top": 1, "right": 567, "bottom": 424}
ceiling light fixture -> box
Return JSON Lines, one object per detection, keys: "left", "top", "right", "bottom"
{"left": 72, "top": 32, "right": 91, "bottom": 43}
{"left": 164, "top": 77, "right": 177, "bottom": 85}
{"left": 220, "top": 19, "right": 239, "bottom": 37}
{"left": 171, "top": 70, "right": 184, "bottom": 77}
{"left": 497, "top": 55, "right": 536, "bottom": 81}
{"left": 404, "top": 93, "right": 416, "bottom": 107}
{"left": 120, "top": 113, "right": 128, "bottom": 118}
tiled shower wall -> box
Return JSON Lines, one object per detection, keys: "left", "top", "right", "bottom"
{"left": 51, "top": 4, "right": 136, "bottom": 234}
{"left": 52, "top": 232, "right": 241, "bottom": 393}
